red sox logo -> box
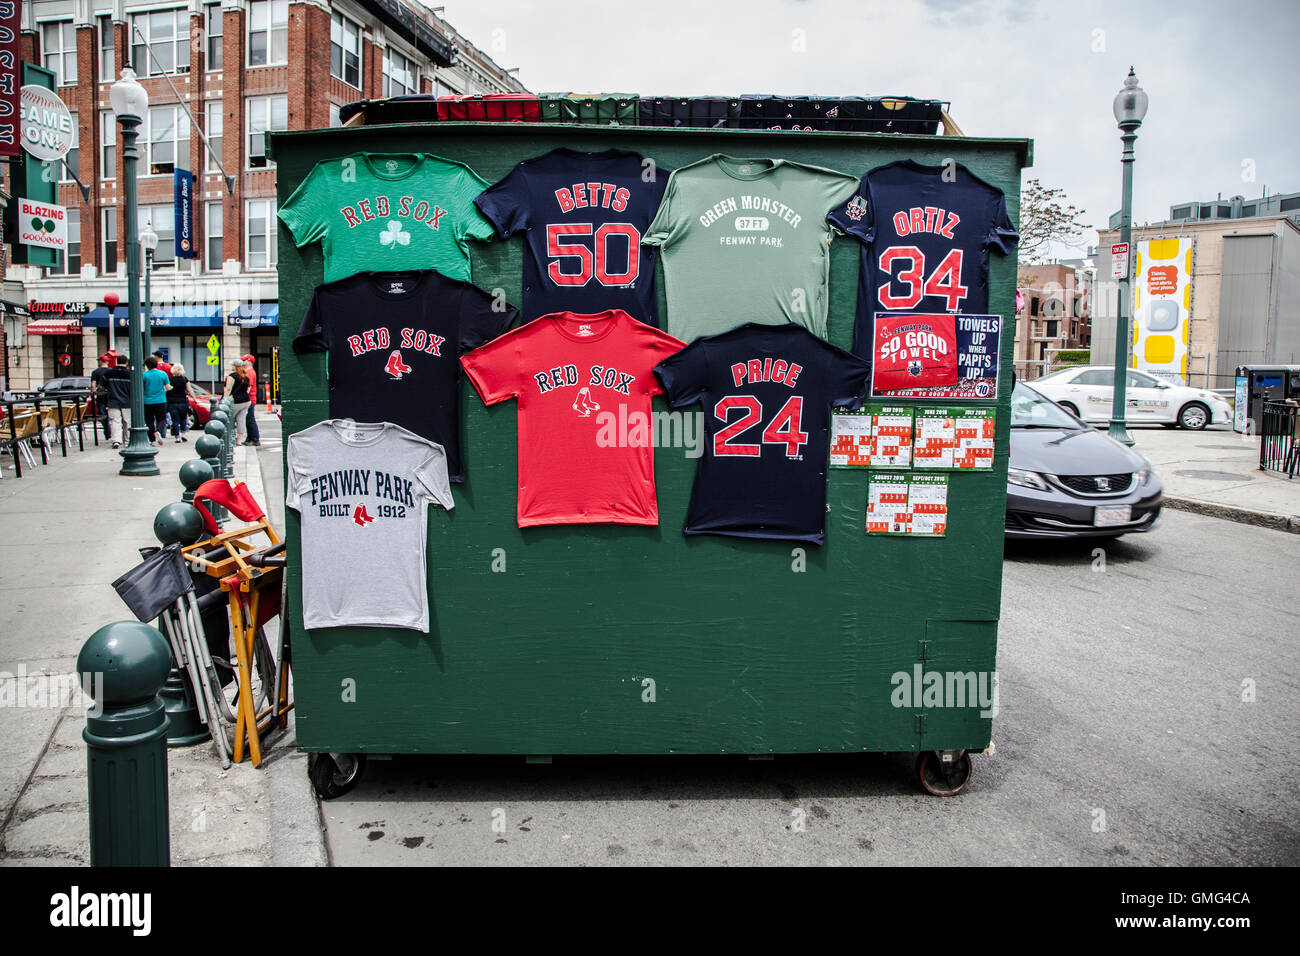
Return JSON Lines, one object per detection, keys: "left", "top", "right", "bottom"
{"left": 845, "top": 196, "right": 868, "bottom": 222}
{"left": 384, "top": 350, "right": 413, "bottom": 379}
{"left": 352, "top": 503, "right": 375, "bottom": 526}
{"left": 572, "top": 386, "right": 600, "bottom": 418}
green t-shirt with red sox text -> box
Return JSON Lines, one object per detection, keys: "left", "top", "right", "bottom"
{"left": 279, "top": 152, "right": 495, "bottom": 284}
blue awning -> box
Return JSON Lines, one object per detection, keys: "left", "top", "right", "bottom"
{"left": 227, "top": 304, "right": 279, "bottom": 327}
{"left": 83, "top": 305, "right": 222, "bottom": 328}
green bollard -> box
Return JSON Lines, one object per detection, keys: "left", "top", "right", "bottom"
{"left": 211, "top": 411, "right": 232, "bottom": 477}
{"left": 77, "top": 621, "right": 172, "bottom": 867}
{"left": 151, "top": 505, "right": 208, "bottom": 746}
{"left": 179, "top": 458, "right": 214, "bottom": 504}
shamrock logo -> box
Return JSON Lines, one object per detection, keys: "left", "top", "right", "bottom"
{"left": 379, "top": 221, "right": 410, "bottom": 248}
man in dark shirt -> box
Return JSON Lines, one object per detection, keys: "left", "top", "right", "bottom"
{"left": 89, "top": 353, "right": 113, "bottom": 439}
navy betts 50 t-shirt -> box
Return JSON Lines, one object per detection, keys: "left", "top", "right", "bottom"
{"left": 654, "top": 323, "right": 871, "bottom": 545}
{"left": 292, "top": 270, "right": 518, "bottom": 481}
{"left": 473, "top": 148, "right": 669, "bottom": 325}
{"left": 828, "top": 159, "right": 1019, "bottom": 359}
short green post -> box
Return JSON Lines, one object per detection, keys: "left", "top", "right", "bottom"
{"left": 151, "top": 504, "right": 208, "bottom": 746}
{"left": 179, "top": 458, "right": 214, "bottom": 504}
{"left": 77, "top": 621, "right": 173, "bottom": 867}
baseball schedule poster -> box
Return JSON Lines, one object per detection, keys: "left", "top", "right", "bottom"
{"left": 829, "top": 404, "right": 914, "bottom": 469}
{"left": 912, "top": 407, "right": 996, "bottom": 470}
{"left": 866, "top": 472, "right": 949, "bottom": 536}
{"left": 873, "top": 313, "right": 1002, "bottom": 400}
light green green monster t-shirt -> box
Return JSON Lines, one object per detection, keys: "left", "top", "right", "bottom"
{"left": 642, "top": 154, "right": 860, "bottom": 343}
{"left": 279, "top": 152, "right": 495, "bottom": 284}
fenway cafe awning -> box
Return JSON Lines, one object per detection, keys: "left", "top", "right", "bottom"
{"left": 82, "top": 305, "right": 224, "bottom": 328}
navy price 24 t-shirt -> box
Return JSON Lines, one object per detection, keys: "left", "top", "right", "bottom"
{"left": 654, "top": 323, "right": 871, "bottom": 545}
{"left": 474, "top": 147, "right": 669, "bottom": 325}
{"left": 828, "top": 159, "right": 1019, "bottom": 359}
{"left": 292, "top": 270, "right": 518, "bottom": 482}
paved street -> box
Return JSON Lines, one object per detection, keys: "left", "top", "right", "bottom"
{"left": 320, "top": 507, "right": 1300, "bottom": 866}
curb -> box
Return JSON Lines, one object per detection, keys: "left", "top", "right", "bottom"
{"left": 243, "top": 437, "right": 330, "bottom": 867}
{"left": 1163, "top": 496, "right": 1300, "bottom": 534}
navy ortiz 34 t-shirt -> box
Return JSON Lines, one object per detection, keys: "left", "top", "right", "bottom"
{"left": 292, "top": 269, "right": 519, "bottom": 482}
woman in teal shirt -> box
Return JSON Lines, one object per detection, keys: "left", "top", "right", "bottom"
{"left": 142, "top": 355, "right": 171, "bottom": 445}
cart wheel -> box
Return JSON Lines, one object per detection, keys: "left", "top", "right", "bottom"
{"left": 916, "top": 750, "right": 973, "bottom": 797}
{"left": 310, "top": 753, "right": 366, "bottom": 799}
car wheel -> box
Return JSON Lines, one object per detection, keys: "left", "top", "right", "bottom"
{"left": 1178, "top": 402, "right": 1209, "bottom": 430}
{"left": 187, "top": 408, "right": 199, "bottom": 430}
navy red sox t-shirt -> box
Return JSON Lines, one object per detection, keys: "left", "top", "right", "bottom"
{"left": 473, "top": 148, "right": 669, "bottom": 324}
{"left": 827, "top": 159, "right": 1019, "bottom": 360}
{"left": 654, "top": 323, "right": 871, "bottom": 545}
{"left": 292, "top": 270, "right": 518, "bottom": 482}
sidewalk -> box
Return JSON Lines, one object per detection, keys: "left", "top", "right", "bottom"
{"left": 1127, "top": 423, "right": 1300, "bottom": 533}
{"left": 0, "top": 412, "right": 324, "bottom": 866}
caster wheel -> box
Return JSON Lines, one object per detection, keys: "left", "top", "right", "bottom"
{"left": 916, "top": 750, "right": 972, "bottom": 797}
{"left": 310, "top": 752, "right": 366, "bottom": 799}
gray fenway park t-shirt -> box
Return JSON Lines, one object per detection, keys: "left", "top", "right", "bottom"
{"left": 286, "top": 420, "right": 454, "bottom": 632}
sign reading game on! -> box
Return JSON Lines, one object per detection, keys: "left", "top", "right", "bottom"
{"left": 19, "top": 83, "right": 73, "bottom": 162}
{"left": 0, "top": 1, "right": 19, "bottom": 157}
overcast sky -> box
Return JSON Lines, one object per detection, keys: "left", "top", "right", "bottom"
{"left": 438, "top": 0, "right": 1299, "bottom": 258}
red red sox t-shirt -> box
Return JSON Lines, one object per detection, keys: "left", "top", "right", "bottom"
{"left": 460, "top": 309, "right": 686, "bottom": 527}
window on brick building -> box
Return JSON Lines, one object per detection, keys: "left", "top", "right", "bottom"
{"left": 100, "top": 112, "right": 117, "bottom": 180}
{"left": 248, "top": 0, "right": 288, "bottom": 67}
{"left": 245, "top": 199, "right": 277, "bottom": 270}
{"left": 59, "top": 121, "right": 79, "bottom": 183}
{"left": 331, "top": 13, "right": 361, "bottom": 88}
{"left": 147, "top": 106, "right": 190, "bottom": 176}
{"left": 205, "top": 102, "right": 224, "bottom": 172}
{"left": 131, "top": 9, "right": 192, "bottom": 77}
{"left": 141, "top": 205, "right": 177, "bottom": 266}
{"left": 383, "top": 49, "right": 418, "bottom": 98}
{"left": 102, "top": 208, "right": 119, "bottom": 274}
{"left": 206, "top": 3, "right": 224, "bottom": 72}
{"left": 206, "top": 201, "right": 224, "bottom": 271}
{"left": 98, "top": 15, "right": 114, "bottom": 82}
{"left": 41, "top": 20, "right": 78, "bottom": 86}
{"left": 246, "top": 96, "right": 287, "bottom": 169}
{"left": 50, "top": 209, "right": 81, "bottom": 276}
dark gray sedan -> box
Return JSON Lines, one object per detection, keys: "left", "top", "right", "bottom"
{"left": 1005, "top": 382, "right": 1163, "bottom": 539}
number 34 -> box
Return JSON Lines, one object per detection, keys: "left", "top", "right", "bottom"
{"left": 877, "top": 246, "right": 968, "bottom": 311}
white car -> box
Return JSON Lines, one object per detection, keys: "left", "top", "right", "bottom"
{"left": 1029, "top": 366, "right": 1231, "bottom": 430}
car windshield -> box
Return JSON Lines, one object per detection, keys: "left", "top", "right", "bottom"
{"left": 1011, "top": 382, "right": 1083, "bottom": 428}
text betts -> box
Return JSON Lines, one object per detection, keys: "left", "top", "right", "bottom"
{"left": 347, "top": 327, "right": 446, "bottom": 358}
{"left": 535, "top": 364, "right": 635, "bottom": 395}
{"left": 340, "top": 196, "right": 447, "bottom": 230}
{"left": 891, "top": 206, "right": 960, "bottom": 239}
{"left": 730, "top": 358, "right": 804, "bottom": 388}
{"left": 554, "top": 183, "right": 631, "bottom": 213}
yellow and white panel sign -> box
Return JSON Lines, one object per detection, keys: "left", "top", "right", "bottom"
{"left": 1131, "top": 237, "right": 1193, "bottom": 383}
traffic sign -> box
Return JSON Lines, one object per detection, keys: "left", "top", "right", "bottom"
{"left": 206, "top": 334, "right": 220, "bottom": 354}
{"left": 1111, "top": 242, "right": 1129, "bottom": 279}
{"left": 206, "top": 355, "right": 220, "bottom": 365}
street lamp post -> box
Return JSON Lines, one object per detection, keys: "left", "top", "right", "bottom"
{"left": 1108, "top": 67, "right": 1149, "bottom": 447}
{"left": 140, "top": 222, "right": 158, "bottom": 360}
{"left": 110, "top": 68, "right": 159, "bottom": 477}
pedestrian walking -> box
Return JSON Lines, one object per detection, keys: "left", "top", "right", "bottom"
{"left": 223, "top": 359, "right": 252, "bottom": 444}
{"left": 167, "top": 362, "right": 191, "bottom": 442}
{"left": 104, "top": 357, "right": 131, "bottom": 449}
{"left": 143, "top": 355, "right": 171, "bottom": 445}
{"left": 241, "top": 353, "right": 261, "bottom": 446}
{"left": 89, "top": 352, "right": 114, "bottom": 439}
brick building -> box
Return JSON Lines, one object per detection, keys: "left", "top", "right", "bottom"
{"left": 3, "top": 0, "right": 525, "bottom": 394}
{"left": 1013, "top": 261, "right": 1092, "bottom": 380}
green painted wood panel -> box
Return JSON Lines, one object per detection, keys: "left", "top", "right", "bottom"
{"left": 269, "top": 124, "right": 1031, "bottom": 755}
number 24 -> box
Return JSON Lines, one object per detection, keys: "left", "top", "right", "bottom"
{"left": 713, "top": 395, "right": 808, "bottom": 458}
